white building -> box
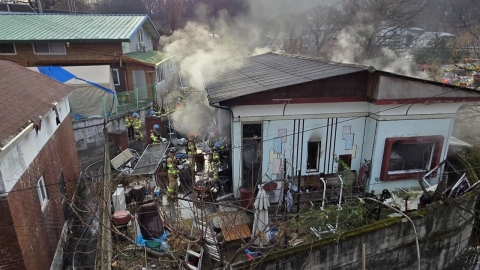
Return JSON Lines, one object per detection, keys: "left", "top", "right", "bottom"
{"left": 205, "top": 53, "right": 480, "bottom": 201}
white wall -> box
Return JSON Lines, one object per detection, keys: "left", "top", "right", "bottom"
{"left": 0, "top": 97, "right": 70, "bottom": 193}
{"left": 231, "top": 121, "right": 242, "bottom": 198}
{"left": 122, "top": 26, "right": 154, "bottom": 54}
{"left": 229, "top": 101, "right": 465, "bottom": 200}
{"left": 366, "top": 118, "right": 454, "bottom": 193}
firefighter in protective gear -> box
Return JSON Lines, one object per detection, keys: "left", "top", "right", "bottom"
{"left": 152, "top": 100, "right": 160, "bottom": 112}
{"left": 125, "top": 111, "right": 135, "bottom": 140}
{"left": 132, "top": 112, "right": 144, "bottom": 141}
{"left": 212, "top": 142, "right": 222, "bottom": 181}
{"left": 187, "top": 132, "right": 197, "bottom": 175}
{"left": 166, "top": 149, "right": 179, "bottom": 198}
{"left": 150, "top": 124, "right": 161, "bottom": 144}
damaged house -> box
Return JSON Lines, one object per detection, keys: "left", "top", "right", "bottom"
{"left": 204, "top": 53, "right": 480, "bottom": 202}
{"left": 0, "top": 61, "right": 80, "bottom": 269}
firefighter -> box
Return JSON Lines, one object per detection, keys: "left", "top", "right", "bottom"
{"left": 152, "top": 100, "right": 160, "bottom": 112}
{"left": 166, "top": 148, "right": 179, "bottom": 198}
{"left": 150, "top": 124, "right": 161, "bottom": 144}
{"left": 125, "top": 111, "right": 135, "bottom": 140}
{"left": 212, "top": 142, "right": 222, "bottom": 182}
{"left": 132, "top": 112, "right": 143, "bottom": 141}
{"left": 187, "top": 132, "right": 197, "bottom": 175}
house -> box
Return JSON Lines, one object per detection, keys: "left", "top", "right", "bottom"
{"left": 0, "top": 60, "right": 80, "bottom": 269}
{"left": 0, "top": 13, "right": 176, "bottom": 99}
{"left": 204, "top": 53, "right": 480, "bottom": 201}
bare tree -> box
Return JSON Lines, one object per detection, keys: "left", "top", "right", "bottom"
{"left": 341, "top": 0, "right": 427, "bottom": 60}
{"left": 282, "top": 14, "right": 305, "bottom": 54}
{"left": 165, "top": 0, "right": 185, "bottom": 33}
{"left": 301, "top": 5, "right": 341, "bottom": 57}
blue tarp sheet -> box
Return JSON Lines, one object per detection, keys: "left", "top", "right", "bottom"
{"left": 38, "top": 66, "right": 115, "bottom": 95}
{"left": 136, "top": 232, "right": 169, "bottom": 251}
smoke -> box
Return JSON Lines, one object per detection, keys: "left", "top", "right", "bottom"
{"left": 332, "top": 26, "right": 428, "bottom": 78}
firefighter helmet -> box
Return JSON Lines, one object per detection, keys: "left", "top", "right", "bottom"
{"left": 153, "top": 124, "right": 159, "bottom": 130}
{"left": 132, "top": 112, "right": 138, "bottom": 117}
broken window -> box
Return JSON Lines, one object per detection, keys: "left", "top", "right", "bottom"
{"left": 0, "top": 43, "right": 15, "bottom": 54}
{"left": 37, "top": 176, "right": 49, "bottom": 209}
{"left": 380, "top": 136, "right": 444, "bottom": 181}
{"left": 338, "top": 154, "right": 352, "bottom": 172}
{"left": 307, "top": 141, "right": 321, "bottom": 171}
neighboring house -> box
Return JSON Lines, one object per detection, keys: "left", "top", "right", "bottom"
{"left": 204, "top": 53, "right": 480, "bottom": 201}
{"left": 0, "top": 13, "right": 175, "bottom": 99}
{"left": 0, "top": 60, "right": 80, "bottom": 269}
{"left": 412, "top": 31, "right": 455, "bottom": 48}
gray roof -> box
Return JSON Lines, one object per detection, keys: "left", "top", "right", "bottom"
{"left": 204, "top": 53, "right": 368, "bottom": 104}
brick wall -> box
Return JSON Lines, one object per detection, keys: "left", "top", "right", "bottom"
{"left": 5, "top": 118, "right": 80, "bottom": 270}
{"left": 0, "top": 195, "right": 25, "bottom": 270}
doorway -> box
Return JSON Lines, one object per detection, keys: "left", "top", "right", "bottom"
{"left": 242, "top": 123, "right": 262, "bottom": 189}
{"left": 132, "top": 70, "right": 147, "bottom": 99}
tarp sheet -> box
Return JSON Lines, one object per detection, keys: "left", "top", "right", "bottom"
{"left": 38, "top": 66, "right": 115, "bottom": 95}
{"left": 69, "top": 86, "right": 114, "bottom": 119}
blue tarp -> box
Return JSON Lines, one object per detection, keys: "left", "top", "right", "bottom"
{"left": 136, "top": 232, "right": 169, "bottom": 251}
{"left": 38, "top": 66, "right": 115, "bottom": 95}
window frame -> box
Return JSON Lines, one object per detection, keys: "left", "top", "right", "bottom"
{"left": 380, "top": 136, "right": 444, "bottom": 181}
{"left": 32, "top": 42, "right": 66, "bottom": 55}
{"left": 112, "top": 68, "right": 120, "bottom": 86}
{"left": 306, "top": 141, "right": 321, "bottom": 172}
{"left": 37, "top": 176, "right": 49, "bottom": 210}
{"left": 0, "top": 43, "right": 16, "bottom": 55}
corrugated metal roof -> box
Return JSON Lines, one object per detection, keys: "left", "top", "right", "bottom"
{"left": 0, "top": 14, "right": 160, "bottom": 42}
{"left": 124, "top": 51, "right": 171, "bottom": 66}
{"left": 204, "top": 53, "right": 368, "bottom": 104}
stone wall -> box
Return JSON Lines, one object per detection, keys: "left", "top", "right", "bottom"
{"left": 234, "top": 198, "right": 476, "bottom": 270}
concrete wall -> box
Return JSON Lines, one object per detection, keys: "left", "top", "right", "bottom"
{"left": 73, "top": 106, "right": 150, "bottom": 150}
{"left": 233, "top": 197, "right": 476, "bottom": 270}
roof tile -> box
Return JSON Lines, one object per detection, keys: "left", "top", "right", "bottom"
{"left": 0, "top": 60, "right": 72, "bottom": 146}
{"left": 204, "top": 53, "right": 367, "bottom": 104}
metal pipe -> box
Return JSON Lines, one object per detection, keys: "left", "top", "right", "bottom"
{"left": 422, "top": 159, "right": 447, "bottom": 187}
{"left": 363, "top": 197, "right": 421, "bottom": 270}
{"left": 291, "top": 120, "right": 296, "bottom": 177}
{"left": 297, "top": 120, "right": 305, "bottom": 213}
{"left": 338, "top": 175, "right": 344, "bottom": 210}
{"left": 135, "top": 88, "right": 139, "bottom": 109}
{"left": 319, "top": 177, "right": 326, "bottom": 210}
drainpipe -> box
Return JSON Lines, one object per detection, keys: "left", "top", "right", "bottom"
{"left": 210, "top": 102, "right": 235, "bottom": 190}
{"left": 37, "top": 0, "right": 43, "bottom": 13}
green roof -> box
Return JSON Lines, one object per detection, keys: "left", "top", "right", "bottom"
{"left": 0, "top": 14, "right": 160, "bottom": 43}
{"left": 124, "top": 51, "right": 172, "bottom": 66}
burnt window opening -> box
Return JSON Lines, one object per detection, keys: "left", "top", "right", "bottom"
{"left": 58, "top": 172, "right": 66, "bottom": 196}
{"left": 242, "top": 124, "right": 262, "bottom": 139}
{"left": 338, "top": 154, "right": 352, "bottom": 172}
{"left": 307, "top": 141, "right": 321, "bottom": 171}
{"left": 381, "top": 136, "right": 444, "bottom": 181}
